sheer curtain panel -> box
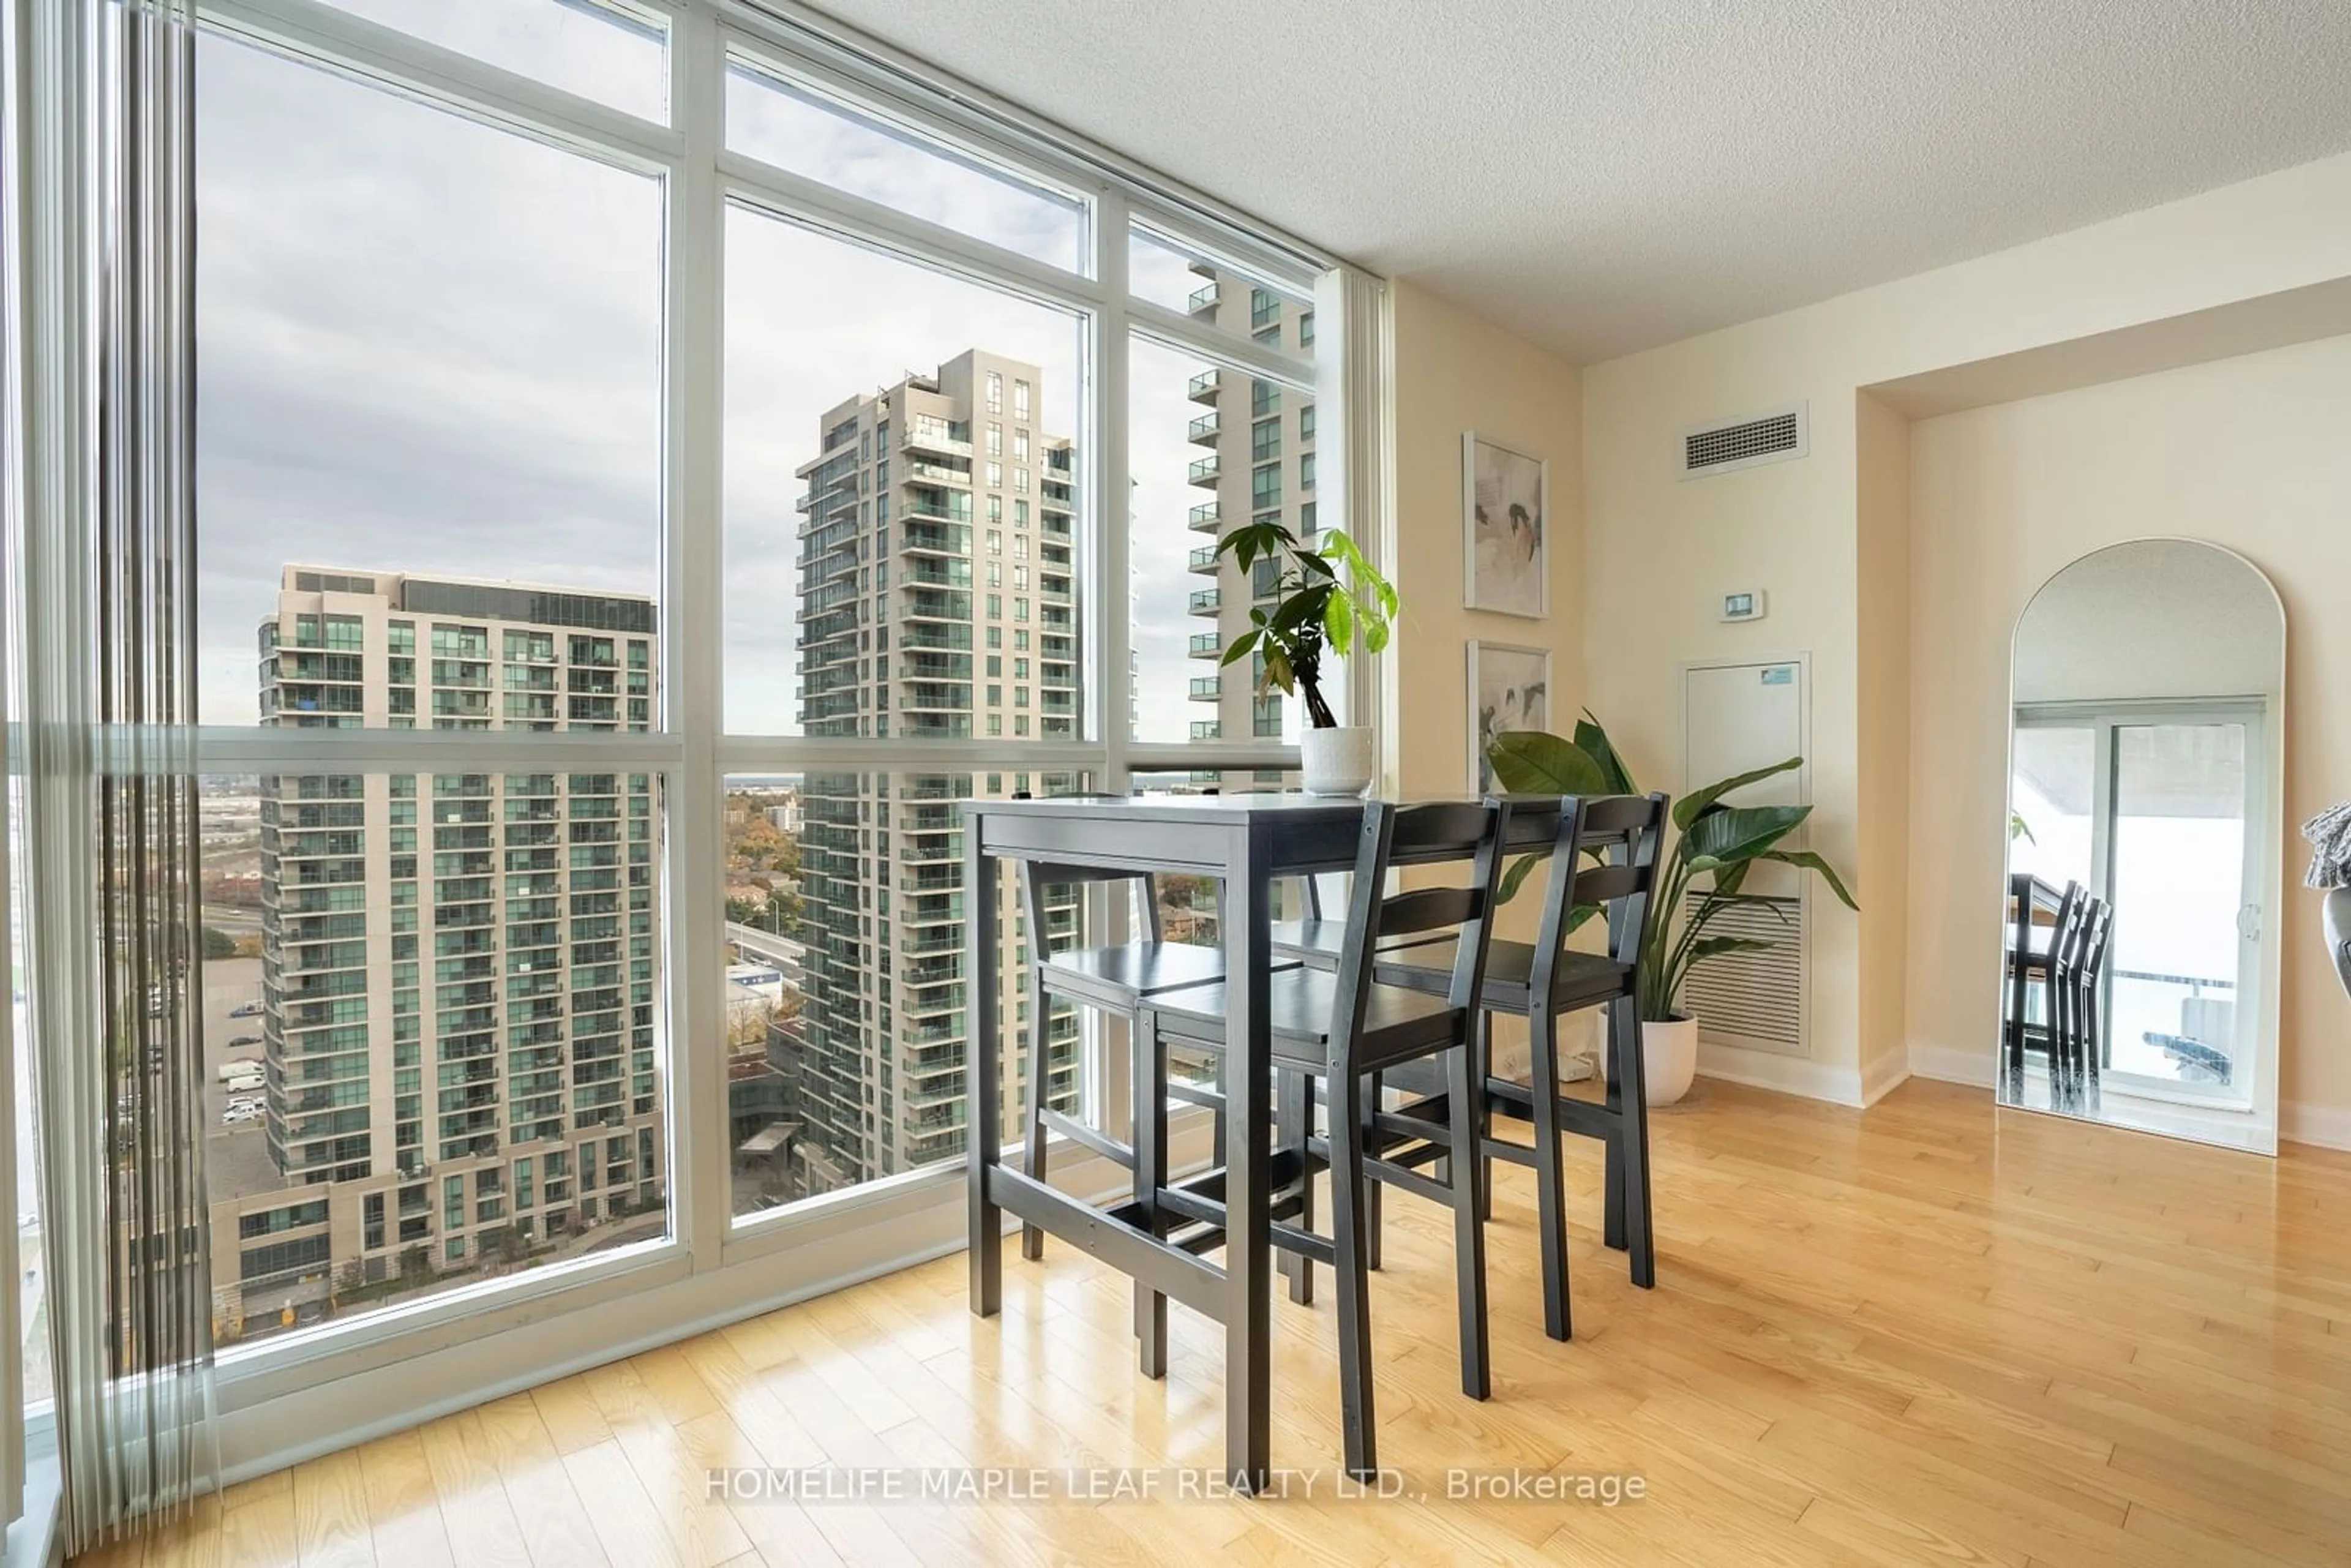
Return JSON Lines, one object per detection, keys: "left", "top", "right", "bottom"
{"left": 6, "top": 0, "right": 217, "bottom": 1551}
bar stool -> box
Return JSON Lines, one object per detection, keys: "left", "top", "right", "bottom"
{"left": 1372, "top": 793, "right": 1669, "bottom": 1338}
{"left": 1139, "top": 798, "right": 1514, "bottom": 1479}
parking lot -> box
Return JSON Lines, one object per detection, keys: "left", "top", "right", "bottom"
{"left": 197, "top": 956, "right": 282, "bottom": 1202}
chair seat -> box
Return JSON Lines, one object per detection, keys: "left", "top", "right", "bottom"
{"left": 1040, "top": 940, "right": 1233, "bottom": 1013}
{"left": 1371, "top": 938, "right": 1632, "bottom": 1014}
{"left": 1147, "top": 967, "right": 1464, "bottom": 1071}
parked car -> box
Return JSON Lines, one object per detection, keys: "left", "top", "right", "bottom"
{"left": 222, "top": 1105, "right": 262, "bottom": 1125}
{"left": 228, "top": 1002, "right": 261, "bottom": 1018}
{"left": 227, "top": 1033, "right": 262, "bottom": 1048}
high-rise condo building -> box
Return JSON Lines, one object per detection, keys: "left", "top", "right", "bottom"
{"left": 786, "top": 351, "right": 1082, "bottom": 1192}
{"left": 207, "top": 566, "right": 665, "bottom": 1340}
{"left": 1182, "top": 272, "right": 1318, "bottom": 750}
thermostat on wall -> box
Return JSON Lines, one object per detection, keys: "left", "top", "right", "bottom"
{"left": 1719, "top": 589, "right": 1768, "bottom": 623}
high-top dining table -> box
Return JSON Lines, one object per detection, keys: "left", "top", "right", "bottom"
{"left": 963, "top": 792, "right": 1371, "bottom": 1491}
{"left": 965, "top": 791, "right": 1585, "bottom": 1487}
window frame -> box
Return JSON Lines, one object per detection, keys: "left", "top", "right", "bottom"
{"left": 77, "top": 0, "right": 1387, "bottom": 1479}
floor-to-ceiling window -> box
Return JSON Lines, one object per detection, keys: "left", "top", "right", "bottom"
{"left": 7, "top": 0, "right": 1365, "bottom": 1476}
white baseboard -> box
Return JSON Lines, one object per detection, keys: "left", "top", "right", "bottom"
{"left": 1859, "top": 1051, "right": 1912, "bottom": 1108}
{"left": 2282, "top": 1101, "right": 2351, "bottom": 1152}
{"left": 1696, "top": 1041, "right": 1864, "bottom": 1107}
{"left": 1909, "top": 1041, "right": 1995, "bottom": 1088}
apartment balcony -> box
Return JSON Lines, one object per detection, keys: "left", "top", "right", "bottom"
{"left": 1188, "top": 632, "right": 1221, "bottom": 659}
{"left": 1187, "top": 456, "right": 1220, "bottom": 488}
{"left": 898, "top": 681, "right": 971, "bottom": 713}
{"left": 1190, "top": 721, "right": 1222, "bottom": 741}
{"left": 901, "top": 925, "right": 960, "bottom": 957}
{"left": 1187, "top": 503, "right": 1220, "bottom": 535}
{"left": 1040, "top": 692, "right": 1076, "bottom": 717}
{"left": 907, "top": 459, "right": 972, "bottom": 487}
{"left": 1187, "top": 412, "right": 1220, "bottom": 446}
{"left": 903, "top": 560, "right": 972, "bottom": 590}
{"left": 1039, "top": 577, "right": 1073, "bottom": 602}
{"left": 1187, "top": 280, "right": 1221, "bottom": 316}
{"left": 899, "top": 520, "right": 968, "bottom": 555}
{"left": 1187, "top": 546, "right": 1219, "bottom": 576}
{"left": 899, "top": 588, "right": 972, "bottom": 623}
{"left": 1041, "top": 513, "right": 1072, "bottom": 540}
{"left": 901, "top": 423, "right": 972, "bottom": 457}
{"left": 898, "top": 651, "right": 972, "bottom": 681}
{"left": 1038, "top": 661, "right": 1076, "bottom": 689}
{"left": 1188, "top": 589, "right": 1221, "bottom": 617}
{"left": 1187, "top": 368, "right": 1221, "bottom": 403}
{"left": 898, "top": 623, "right": 973, "bottom": 653}
{"left": 1188, "top": 677, "right": 1221, "bottom": 702}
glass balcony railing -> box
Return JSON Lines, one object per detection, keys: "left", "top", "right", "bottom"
{"left": 1187, "top": 503, "right": 1219, "bottom": 535}
{"left": 1187, "top": 368, "right": 1220, "bottom": 402}
{"left": 1188, "top": 677, "right": 1220, "bottom": 702}
{"left": 1187, "top": 456, "right": 1219, "bottom": 487}
{"left": 1188, "top": 632, "right": 1221, "bottom": 658}
{"left": 1187, "top": 412, "right": 1219, "bottom": 445}
{"left": 1188, "top": 547, "right": 1217, "bottom": 574}
{"left": 1190, "top": 720, "right": 1222, "bottom": 741}
{"left": 1187, "top": 281, "right": 1220, "bottom": 315}
{"left": 1188, "top": 589, "right": 1220, "bottom": 616}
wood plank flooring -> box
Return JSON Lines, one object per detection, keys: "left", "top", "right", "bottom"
{"left": 73, "top": 1078, "right": 2351, "bottom": 1566}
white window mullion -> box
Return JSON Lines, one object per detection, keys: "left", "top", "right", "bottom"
{"left": 669, "top": 0, "right": 729, "bottom": 1271}
{"left": 1089, "top": 185, "right": 1133, "bottom": 1137}
{"left": 1126, "top": 297, "right": 1315, "bottom": 391}
{"left": 1315, "top": 267, "right": 1394, "bottom": 748}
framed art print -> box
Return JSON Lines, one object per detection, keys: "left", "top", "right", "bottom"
{"left": 1468, "top": 640, "right": 1552, "bottom": 791}
{"left": 1463, "top": 432, "right": 1548, "bottom": 619}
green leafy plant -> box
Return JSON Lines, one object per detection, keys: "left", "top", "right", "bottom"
{"left": 1487, "top": 712, "right": 1858, "bottom": 1023}
{"left": 1215, "top": 518, "right": 1397, "bottom": 729}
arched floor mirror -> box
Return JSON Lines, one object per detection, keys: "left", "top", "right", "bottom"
{"left": 1998, "top": 539, "right": 2285, "bottom": 1153}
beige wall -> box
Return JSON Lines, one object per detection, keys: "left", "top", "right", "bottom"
{"left": 1853, "top": 392, "right": 1911, "bottom": 1104}
{"left": 1389, "top": 279, "right": 1584, "bottom": 800}
{"left": 1577, "top": 147, "right": 2351, "bottom": 1121}
{"left": 1385, "top": 282, "right": 1584, "bottom": 1075}
{"left": 1906, "top": 334, "right": 2351, "bottom": 1145}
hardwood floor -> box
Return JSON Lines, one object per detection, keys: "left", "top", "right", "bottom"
{"left": 75, "top": 1077, "right": 2351, "bottom": 1566}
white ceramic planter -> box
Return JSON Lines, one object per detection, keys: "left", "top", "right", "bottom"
{"left": 1300, "top": 726, "right": 1376, "bottom": 797}
{"left": 1597, "top": 1014, "right": 1700, "bottom": 1106}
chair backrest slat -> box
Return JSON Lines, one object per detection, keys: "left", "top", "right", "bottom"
{"left": 1569, "top": 862, "right": 1644, "bottom": 907}
{"left": 1387, "top": 801, "right": 1500, "bottom": 858}
{"left": 1378, "top": 886, "right": 1479, "bottom": 937}
{"left": 1018, "top": 861, "right": 1164, "bottom": 963}
{"left": 1577, "top": 795, "right": 1655, "bottom": 835}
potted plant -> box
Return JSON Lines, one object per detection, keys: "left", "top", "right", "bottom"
{"left": 2305, "top": 802, "right": 2351, "bottom": 1001}
{"left": 1487, "top": 713, "right": 1858, "bottom": 1103}
{"left": 1216, "top": 517, "right": 1398, "bottom": 796}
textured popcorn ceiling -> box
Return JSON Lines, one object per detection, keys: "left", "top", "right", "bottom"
{"left": 806, "top": 0, "right": 2351, "bottom": 363}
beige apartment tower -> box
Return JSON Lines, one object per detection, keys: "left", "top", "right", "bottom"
{"left": 788, "top": 351, "right": 1082, "bottom": 1191}
{"left": 209, "top": 567, "right": 666, "bottom": 1340}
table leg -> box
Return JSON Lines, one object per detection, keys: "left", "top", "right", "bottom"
{"left": 1134, "top": 1006, "right": 1168, "bottom": 1379}
{"left": 967, "top": 830, "right": 1002, "bottom": 1318}
{"left": 1221, "top": 822, "right": 1272, "bottom": 1492}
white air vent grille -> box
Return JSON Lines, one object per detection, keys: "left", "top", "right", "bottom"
{"left": 1679, "top": 890, "right": 1804, "bottom": 1054}
{"left": 1680, "top": 403, "right": 1807, "bottom": 479}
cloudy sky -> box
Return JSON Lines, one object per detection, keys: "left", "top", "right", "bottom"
{"left": 193, "top": 4, "right": 1295, "bottom": 738}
